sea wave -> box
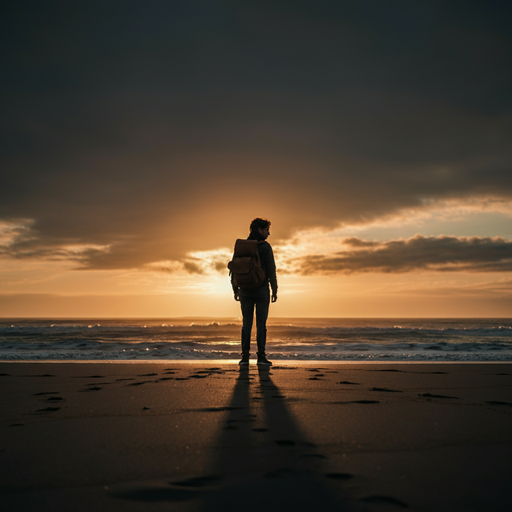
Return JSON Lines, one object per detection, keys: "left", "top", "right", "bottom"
{"left": 1, "top": 318, "right": 511, "bottom": 361}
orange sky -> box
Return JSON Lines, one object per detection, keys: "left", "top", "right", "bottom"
{"left": 1, "top": 202, "right": 512, "bottom": 318}
{"left": 2, "top": 3, "right": 512, "bottom": 317}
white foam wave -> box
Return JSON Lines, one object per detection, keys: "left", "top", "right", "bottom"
{"left": 2, "top": 318, "right": 512, "bottom": 362}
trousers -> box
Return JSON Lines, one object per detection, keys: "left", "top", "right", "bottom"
{"left": 239, "top": 285, "right": 270, "bottom": 355}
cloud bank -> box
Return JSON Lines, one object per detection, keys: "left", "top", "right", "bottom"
{"left": 140, "top": 234, "right": 512, "bottom": 277}
{"left": 292, "top": 235, "right": 512, "bottom": 274}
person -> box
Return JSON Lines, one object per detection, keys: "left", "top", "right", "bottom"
{"left": 232, "top": 217, "right": 278, "bottom": 366}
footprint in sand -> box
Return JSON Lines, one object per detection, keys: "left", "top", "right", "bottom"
{"left": 33, "top": 391, "right": 59, "bottom": 396}
{"left": 334, "top": 400, "right": 380, "bottom": 404}
{"left": 371, "top": 387, "right": 403, "bottom": 393}
{"left": 36, "top": 407, "right": 60, "bottom": 413}
{"left": 324, "top": 472, "right": 354, "bottom": 480}
{"left": 80, "top": 386, "right": 102, "bottom": 392}
{"left": 338, "top": 381, "right": 359, "bottom": 385}
{"left": 410, "top": 371, "right": 448, "bottom": 374}
{"left": 199, "top": 406, "right": 243, "bottom": 412}
{"left": 252, "top": 428, "right": 268, "bottom": 432}
{"left": 171, "top": 475, "right": 222, "bottom": 488}
{"left": 361, "top": 495, "right": 408, "bottom": 508}
{"left": 275, "top": 439, "right": 295, "bottom": 446}
{"left": 485, "top": 400, "right": 512, "bottom": 407}
{"left": 112, "top": 476, "right": 223, "bottom": 503}
{"left": 418, "top": 393, "right": 458, "bottom": 399}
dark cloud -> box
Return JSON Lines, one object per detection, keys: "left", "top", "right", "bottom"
{"left": 182, "top": 261, "right": 203, "bottom": 275}
{"left": 0, "top": 241, "right": 107, "bottom": 264}
{"left": 294, "top": 235, "right": 512, "bottom": 274}
{"left": 1, "top": 1, "right": 512, "bottom": 269}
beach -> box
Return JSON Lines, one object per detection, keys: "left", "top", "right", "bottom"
{"left": 1, "top": 362, "right": 511, "bottom": 511}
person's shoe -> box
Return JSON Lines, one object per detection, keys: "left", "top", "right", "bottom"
{"left": 257, "top": 354, "right": 272, "bottom": 366}
{"left": 239, "top": 353, "right": 250, "bottom": 365}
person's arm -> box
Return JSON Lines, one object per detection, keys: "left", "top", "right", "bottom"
{"left": 230, "top": 253, "right": 240, "bottom": 300}
{"left": 232, "top": 279, "right": 240, "bottom": 301}
{"left": 265, "top": 245, "right": 278, "bottom": 302}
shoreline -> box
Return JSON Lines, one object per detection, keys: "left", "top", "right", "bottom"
{"left": 1, "top": 359, "right": 511, "bottom": 364}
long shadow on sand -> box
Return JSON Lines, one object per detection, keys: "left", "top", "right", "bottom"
{"left": 113, "top": 366, "right": 358, "bottom": 511}
{"left": 184, "top": 366, "right": 357, "bottom": 510}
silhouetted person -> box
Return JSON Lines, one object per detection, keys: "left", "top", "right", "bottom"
{"left": 231, "top": 218, "right": 278, "bottom": 366}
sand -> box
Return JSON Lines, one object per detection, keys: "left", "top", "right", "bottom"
{"left": 1, "top": 361, "right": 512, "bottom": 511}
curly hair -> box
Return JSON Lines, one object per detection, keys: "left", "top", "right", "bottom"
{"left": 250, "top": 217, "right": 271, "bottom": 232}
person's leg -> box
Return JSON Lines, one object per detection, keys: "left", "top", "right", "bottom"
{"left": 240, "top": 296, "right": 255, "bottom": 355}
{"left": 255, "top": 288, "right": 270, "bottom": 356}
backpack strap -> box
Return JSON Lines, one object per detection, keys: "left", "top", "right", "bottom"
{"left": 233, "top": 239, "right": 259, "bottom": 257}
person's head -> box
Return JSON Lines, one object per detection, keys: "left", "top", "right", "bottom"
{"left": 250, "top": 217, "right": 271, "bottom": 239}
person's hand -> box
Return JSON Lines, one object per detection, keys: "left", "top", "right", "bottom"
{"left": 234, "top": 292, "right": 240, "bottom": 301}
{"left": 271, "top": 294, "right": 277, "bottom": 303}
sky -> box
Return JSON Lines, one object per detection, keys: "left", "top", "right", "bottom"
{"left": 1, "top": 0, "right": 512, "bottom": 318}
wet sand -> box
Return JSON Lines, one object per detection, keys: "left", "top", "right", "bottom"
{"left": 1, "top": 362, "right": 512, "bottom": 511}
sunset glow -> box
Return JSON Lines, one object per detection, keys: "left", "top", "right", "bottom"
{"left": 2, "top": 3, "right": 512, "bottom": 318}
{"left": 2, "top": 200, "right": 511, "bottom": 317}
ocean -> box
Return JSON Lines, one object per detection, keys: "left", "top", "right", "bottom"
{"left": 1, "top": 318, "right": 511, "bottom": 362}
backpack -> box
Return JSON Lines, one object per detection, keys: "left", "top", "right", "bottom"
{"left": 227, "top": 239, "right": 267, "bottom": 289}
